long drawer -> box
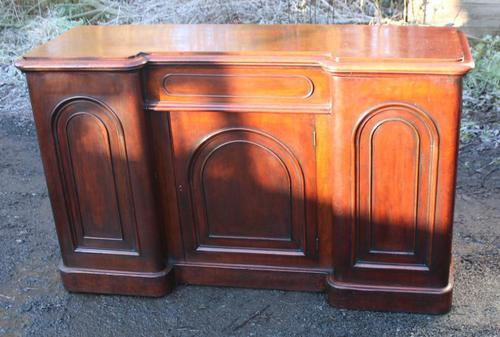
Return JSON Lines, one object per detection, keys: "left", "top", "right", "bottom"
{"left": 143, "top": 65, "right": 332, "bottom": 113}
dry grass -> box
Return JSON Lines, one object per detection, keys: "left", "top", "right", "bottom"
{"left": 0, "top": 0, "right": 401, "bottom": 125}
{"left": 0, "top": 0, "right": 405, "bottom": 26}
{"left": 0, "top": 0, "right": 498, "bottom": 150}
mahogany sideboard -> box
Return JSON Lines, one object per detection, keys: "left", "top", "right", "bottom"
{"left": 16, "top": 24, "right": 473, "bottom": 314}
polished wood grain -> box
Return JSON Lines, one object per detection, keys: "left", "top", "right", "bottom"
{"left": 16, "top": 24, "right": 473, "bottom": 74}
{"left": 52, "top": 98, "right": 139, "bottom": 253}
{"left": 354, "top": 102, "right": 439, "bottom": 267}
{"left": 170, "top": 111, "right": 318, "bottom": 266}
{"left": 144, "top": 65, "right": 331, "bottom": 113}
{"left": 17, "top": 24, "right": 473, "bottom": 314}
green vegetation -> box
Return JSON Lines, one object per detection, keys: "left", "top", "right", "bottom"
{"left": 462, "top": 35, "right": 500, "bottom": 148}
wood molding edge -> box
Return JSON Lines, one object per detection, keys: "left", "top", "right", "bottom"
{"left": 175, "top": 263, "right": 328, "bottom": 292}
{"left": 59, "top": 264, "right": 175, "bottom": 297}
{"left": 326, "top": 273, "right": 453, "bottom": 314}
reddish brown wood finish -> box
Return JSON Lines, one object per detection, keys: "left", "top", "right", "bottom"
{"left": 17, "top": 24, "right": 473, "bottom": 314}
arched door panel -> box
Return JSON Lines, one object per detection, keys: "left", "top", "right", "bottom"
{"left": 170, "top": 111, "right": 318, "bottom": 263}
{"left": 353, "top": 103, "right": 439, "bottom": 269}
{"left": 52, "top": 98, "right": 138, "bottom": 254}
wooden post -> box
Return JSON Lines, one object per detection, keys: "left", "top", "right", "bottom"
{"left": 406, "top": 0, "right": 500, "bottom": 37}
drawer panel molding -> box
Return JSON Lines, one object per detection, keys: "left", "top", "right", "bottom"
{"left": 162, "top": 73, "right": 314, "bottom": 99}
{"left": 145, "top": 65, "right": 331, "bottom": 114}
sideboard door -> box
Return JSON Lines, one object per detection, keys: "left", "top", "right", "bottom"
{"left": 328, "top": 75, "right": 462, "bottom": 313}
{"left": 25, "top": 72, "right": 173, "bottom": 297}
{"left": 169, "top": 111, "right": 318, "bottom": 267}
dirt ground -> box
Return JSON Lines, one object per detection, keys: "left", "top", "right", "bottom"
{"left": 0, "top": 110, "right": 498, "bottom": 337}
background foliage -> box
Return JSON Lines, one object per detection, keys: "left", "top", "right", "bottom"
{"left": 0, "top": 0, "right": 498, "bottom": 151}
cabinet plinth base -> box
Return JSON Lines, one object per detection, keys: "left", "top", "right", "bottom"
{"left": 59, "top": 264, "right": 175, "bottom": 297}
{"left": 59, "top": 263, "right": 454, "bottom": 314}
{"left": 326, "top": 276, "right": 453, "bottom": 314}
{"left": 174, "top": 263, "right": 328, "bottom": 292}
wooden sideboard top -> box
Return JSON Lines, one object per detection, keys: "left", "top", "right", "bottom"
{"left": 16, "top": 24, "right": 473, "bottom": 74}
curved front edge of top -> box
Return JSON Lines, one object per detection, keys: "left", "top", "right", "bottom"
{"left": 15, "top": 25, "right": 474, "bottom": 75}
{"left": 15, "top": 54, "right": 150, "bottom": 72}
{"left": 15, "top": 32, "right": 473, "bottom": 76}
{"left": 321, "top": 30, "right": 474, "bottom": 76}
{"left": 15, "top": 53, "right": 474, "bottom": 76}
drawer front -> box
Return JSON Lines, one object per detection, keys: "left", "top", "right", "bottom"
{"left": 144, "top": 65, "right": 331, "bottom": 113}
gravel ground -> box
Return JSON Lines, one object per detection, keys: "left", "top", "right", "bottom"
{"left": 0, "top": 111, "right": 498, "bottom": 337}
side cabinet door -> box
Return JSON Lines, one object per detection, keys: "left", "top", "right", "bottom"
{"left": 353, "top": 103, "right": 439, "bottom": 269}
{"left": 52, "top": 99, "right": 139, "bottom": 253}
{"left": 27, "top": 72, "right": 166, "bottom": 274}
{"left": 331, "top": 75, "right": 462, "bottom": 291}
{"left": 170, "top": 111, "right": 318, "bottom": 266}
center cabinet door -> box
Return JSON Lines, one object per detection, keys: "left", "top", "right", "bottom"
{"left": 170, "top": 111, "right": 318, "bottom": 266}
